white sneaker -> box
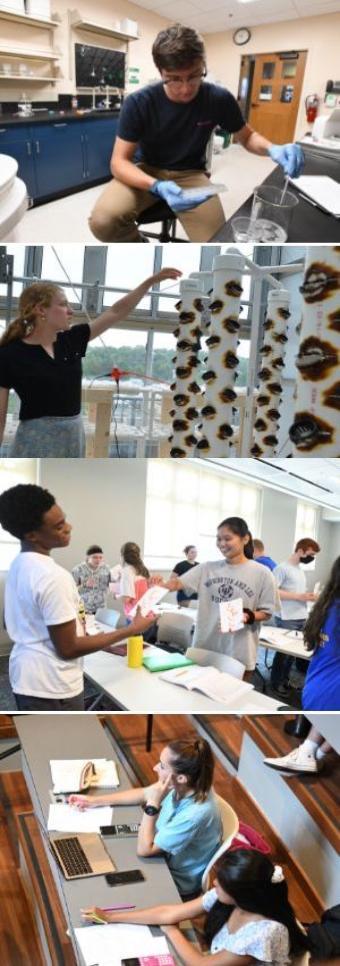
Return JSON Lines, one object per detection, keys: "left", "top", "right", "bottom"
{"left": 263, "top": 746, "right": 319, "bottom": 773}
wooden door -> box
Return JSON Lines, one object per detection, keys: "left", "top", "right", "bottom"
{"left": 248, "top": 51, "right": 307, "bottom": 143}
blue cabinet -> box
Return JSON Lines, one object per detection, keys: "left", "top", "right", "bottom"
{"left": 0, "top": 124, "right": 36, "bottom": 199}
{"left": 82, "top": 116, "right": 117, "bottom": 181}
{"left": 32, "top": 122, "right": 85, "bottom": 198}
{"left": 0, "top": 114, "right": 118, "bottom": 203}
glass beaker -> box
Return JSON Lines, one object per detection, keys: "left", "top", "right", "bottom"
{"left": 231, "top": 216, "right": 287, "bottom": 243}
{"left": 251, "top": 184, "right": 299, "bottom": 240}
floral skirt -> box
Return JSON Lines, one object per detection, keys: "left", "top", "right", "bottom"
{"left": 9, "top": 414, "right": 86, "bottom": 457}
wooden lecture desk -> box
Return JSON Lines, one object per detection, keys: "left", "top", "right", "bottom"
{"left": 14, "top": 714, "right": 181, "bottom": 966}
{"left": 212, "top": 146, "right": 340, "bottom": 243}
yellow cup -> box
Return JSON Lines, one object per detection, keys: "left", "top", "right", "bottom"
{"left": 127, "top": 635, "right": 144, "bottom": 668}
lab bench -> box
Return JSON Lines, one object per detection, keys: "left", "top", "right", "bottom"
{"left": 212, "top": 143, "right": 340, "bottom": 243}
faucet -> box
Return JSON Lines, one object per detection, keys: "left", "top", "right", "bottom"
{"left": 104, "top": 85, "right": 111, "bottom": 109}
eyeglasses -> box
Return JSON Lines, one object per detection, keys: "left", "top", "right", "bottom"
{"left": 162, "top": 70, "right": 206, "bottom": 91}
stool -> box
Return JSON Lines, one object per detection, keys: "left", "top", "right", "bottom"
{"left": 136, "top": 199, "right": 187, "bottom": 242}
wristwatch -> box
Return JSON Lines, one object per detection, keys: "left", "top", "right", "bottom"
{"left": 143, "top": 803, "right": 160, "bottom": 816}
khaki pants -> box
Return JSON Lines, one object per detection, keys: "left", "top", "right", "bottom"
{"left": 89, "top": 164, "right": 225, "bottom": 242}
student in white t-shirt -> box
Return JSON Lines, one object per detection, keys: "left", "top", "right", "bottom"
{"left": 270, "top": 537, "right": 320, "bottom": 697}
{"left": 0, "top": 484, "right": 155, "bottom": 711}
{"left": 164, "top": 517, "right": 276, "bottom": 671}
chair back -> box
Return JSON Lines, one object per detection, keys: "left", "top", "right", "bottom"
{"left": 95, "top": 607, "right": 121, "bottom": 628}
{"left": 156, "top": 611, "right": 194, "bottom": 651}
{"left": 202, "top": 793, "right": 239, "bottom": 891}
{"left": 186, "top": 647, "right": 245, "bottom": 679}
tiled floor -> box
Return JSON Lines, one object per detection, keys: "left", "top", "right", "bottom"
{"left": 7, "top": 144, "right": 275, "bottom": 242}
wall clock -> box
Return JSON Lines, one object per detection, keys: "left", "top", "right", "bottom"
{"left": 233, "top": 27, "right": 251, "bottom": 45}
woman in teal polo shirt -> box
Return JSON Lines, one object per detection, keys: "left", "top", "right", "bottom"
{"left": 69, "top": 736, "right": 222, "bottom": 897}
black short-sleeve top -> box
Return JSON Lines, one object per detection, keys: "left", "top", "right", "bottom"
{"left": 118, "top": 82, "right": 245, "bottom": 170}
{"left": 0, "top": 323, "right": 90, "bottom": 420}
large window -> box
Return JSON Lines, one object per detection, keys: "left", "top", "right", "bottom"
{"left": 144, "top": 460, "right": 260, "bottom": 569}
{"left": 0, "top": 460, "right": 37, "bottom": 569}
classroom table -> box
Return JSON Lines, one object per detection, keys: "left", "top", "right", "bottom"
{"left": 212, "top": 146, "right": 340, "bottom": 243}
{"left": 84, "top": 644, "right": 285, "bottom": 713}
{"left": 259, "top": 627, "right": 312, "bottom": 661}
{"left": 14, "top": 714, "right": 181, "bottom": 966}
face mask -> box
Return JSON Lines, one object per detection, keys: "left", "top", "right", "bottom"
{"left": 300, "top": 555, "right": 314, "bottom": 565}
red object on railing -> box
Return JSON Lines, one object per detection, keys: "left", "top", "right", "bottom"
{"left": 305, "top": 94, "right": 319, "bottom": 124}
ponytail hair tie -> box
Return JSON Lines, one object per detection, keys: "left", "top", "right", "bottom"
{"left": 271, "top": 865, "right": 284, "bottom": 884}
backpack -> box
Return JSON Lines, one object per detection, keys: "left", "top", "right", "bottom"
{"left": 229, "top": 821, "right": 271, "bottom": 855}
{"left": 305, "top": 905, "right": 340, "bottom": 958}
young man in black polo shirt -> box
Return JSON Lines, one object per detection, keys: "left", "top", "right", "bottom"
{"left": 90, "top": 23, "right": 304, "bottom": 243}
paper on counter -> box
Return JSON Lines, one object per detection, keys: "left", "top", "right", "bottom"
{"left": 48, "top": 803, "right": 113, "bottom": 833}
{"left": 74, "top": 924, "right": 170, "bottom": 966}
{"left": 219, "top": 597, "right": 244, "bottom": 633}
{"left": 50, "top": 758, "right": 119, "bottom": 793}
{"left": 289, "top": 175, "right": 340, "bottom": 215}
{"left": 129, "top": 586, "right": 169, "bottom": 617}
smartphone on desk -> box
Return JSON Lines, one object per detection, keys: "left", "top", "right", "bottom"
{"left": 100, "top": 823, "right": 140, "bottom": 837}
{"left": 105, "top": 869, "right": 145, "bottom": 886}
{"left": 110, "top": 644, "right": 128, "bottom": 656}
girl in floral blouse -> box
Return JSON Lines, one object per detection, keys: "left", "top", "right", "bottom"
{"left": 83, "top": 849, "right": 309, "bottom": 966}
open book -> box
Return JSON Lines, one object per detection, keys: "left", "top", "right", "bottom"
{"left": 160, "top": 664, "right": 253, "bottom": 704}
{"left": 50, "top": 758, "right": 119, "bottom": 794}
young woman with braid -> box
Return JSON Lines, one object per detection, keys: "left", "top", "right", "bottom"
{"left": 69, "top": 737, "right": 222, "bottom": 899}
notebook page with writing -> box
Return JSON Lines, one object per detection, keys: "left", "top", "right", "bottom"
{"left": 48, "top": 803, "right": 113, "bottom": 833}
{"left": 74, "top": 924, "right": 170, "bottom": 966}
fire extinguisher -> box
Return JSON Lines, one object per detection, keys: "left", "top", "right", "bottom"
{"left": 305, "top": 94, "right": 319, "bottom": 124}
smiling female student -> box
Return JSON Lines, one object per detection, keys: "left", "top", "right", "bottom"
{"left": 0, "top": 267, "right": 181, "bottom": 457}
{"left": 163, "top": 517, "right": 276, "bottom": 672}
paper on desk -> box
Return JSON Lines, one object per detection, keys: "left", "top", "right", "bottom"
{"left": 50, "top": 759, "right": 119, "bottom": 793}
{"left": 48, "top": 803, "right": 113, "bottom": 833}
{"left": 289, "top": 175, "right": 340, "bottom": 215}
{"left": 75, "top": 924, "right": 170, "bottom": 966}
{"left": 129, "top": 586, "right": 169, "bottom": 618}
{"left": 219, "top": 597, "right": 244, "bottom": 633}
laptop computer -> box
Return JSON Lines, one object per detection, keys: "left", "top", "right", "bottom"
{"left": 50, "top": 832, "right": 116, "bottom": 879}
{"left": 36, "top": 813, "right": 116, "bottom": 880}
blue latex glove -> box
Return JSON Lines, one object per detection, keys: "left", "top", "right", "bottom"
{"left": 150, "top": 179, "right": 212, "bottom": 212}
{"left": 268, "top": 143, "right": 304, "bottom": 178}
